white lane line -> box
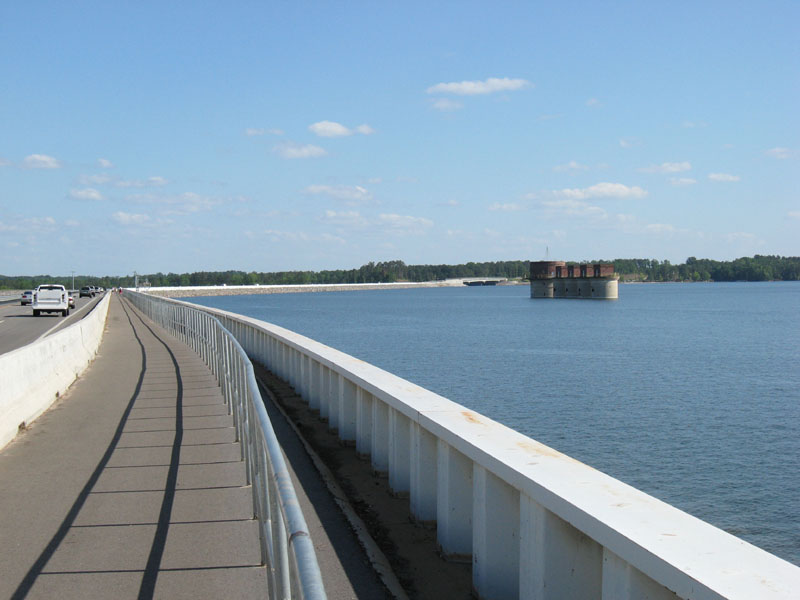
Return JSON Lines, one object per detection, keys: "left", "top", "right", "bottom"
{"left": 35, "top": 297, "right": 99, "bottom": 342}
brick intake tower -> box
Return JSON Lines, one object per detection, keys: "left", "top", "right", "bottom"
{"left": 529, "top": 261, "right": 619, "bottom": 299}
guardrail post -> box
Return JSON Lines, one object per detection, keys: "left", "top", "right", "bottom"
{"left": 601, "top": 548, "right": 673, "bottom": 600}
{"left": 291, "top": 348, "right": 300, "bottom": 390}
{"left": 318, "top": 366, "right": 330, "bottom": 421}
{"left": 328, "top": 371, "right": 340, "bottom": 433}
{"left": 371, "top": 399, "right": 389, "bottom": 473}
{"left": 338, "top": 378, "right": 357, "bottom": 442}
{"left": 280, "top": 342, "right": 288, "bottom": 381}
{"left": 410, "top": 423, "right": 438, "bottom": 523}
{"left": 519, "top": 494, "right": 602, "bottom": 600}
{"left": 355, "top": 388, "right": 372, "bottom": 457}
{"left": 436, "top": 440, "right": 473, "bottom": 559}
{"left": 299, "top": 354, "right": 309, "bottom": 400}
{"left": 308, "top": 360, "right": 320, "bottom": 411}
{"left": 388, "top": 409, "right": 411, "bottom": 494}
{"left": 473, "top": 466, "right": 520, "bottom": 600}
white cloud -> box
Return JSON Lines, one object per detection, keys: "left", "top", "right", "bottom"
{"left": 670, "top": 177, "right": 697, "bottom": 186}
{"left": 65, "top": 219, "right": 80, "bottom": 227}
{"left": 321, "top": 210, "right": 369, "bottom": 227}
{"left": 69, "top": 188, "right": 104, "bottom": 201}
{"left": 554, "top": 182, "right": 648, "bottom": 200}
{"left": 309, "top": 120, "right": 351, "bottom": 137}
{"left": 261, "top": 229, "right": 346, "bottom": 244}
{"left": 441, "top": 199, "right": 460, "bottom": 207}
{"left": 126, "top": 191, "right": 221, "bottom": 214}
{"left": 708, "top": 173, "right": 740, "bottom": 182}
{"left": 80, "top": 173, "right": 113, "bottom": 185}
{"left": 378, "top": 213, "right": 433, "bottom": 235}
{"left": 274, "top": 142, "right": 327, "bottom": 159}
{"left": 29, "top": 216, "right": 57, "bottom": 228}
{"left": 426, "top": 77, "right": 532, "bottom": 96}
{"left": 24, "top": 154, "right": 61, "bottom": 169}
{"left": 766, "top": 147, "right": 790, "bottom": 159}
{"left": 245, "top": 127, "right": 284, "bottom": 136}
{"left": 586, "top": 98, "right": 601, "bottom": 107}
{"left": 308, "top": 121, "right": 375, "bottom": 137}
{"left": 98, "top": 158, "right": 113, "bottom": 168}
{"left": 488, "top": 202, "right": 524, "bottom": 212}
{"left": 644, "top": 223, "right": 677, "bottom": 234}
{"left": 112, "top": 211, "right": 151, "bottom": 225}
{"left": 431, "top": 98, "right": 463, "bottom": 111}
{"left": 539, "top": 198, "right": 607, "bottom": 218}
{"left": 0, "top": 215, "right": 57, "bottom": 233}
{"left": 787, "top": 211, "right": 800, "bottom": 219}
{"left": 725, "top": 232, "right": 757, "bottom": 243}
{"left": 553, "top": 160, "right": 589, "bottom": 172}
{"left": 639, "top": 161, "right": 691, "bottom": 174}
{"left": 116, "top": 176, "right": 169, "bottom": 188}
{"left": 0, "top": 157, "right": 10, "bottom": 167}
{"left": 304, "top": 184, "right": 373, "bottom": 204}
{"left": 619, "top": 138, "right": 641, "bottom": 149}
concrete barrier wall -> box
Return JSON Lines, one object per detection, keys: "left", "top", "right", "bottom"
{"left": 0, "top": 294, "right": 111, "bottom": 449}
{"left": 170, "top": 297, "right": 799, "bottom": 600}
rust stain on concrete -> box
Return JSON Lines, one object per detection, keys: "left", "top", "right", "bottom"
{"left": 461, "top": 411, "right": 486, "bottom": 425}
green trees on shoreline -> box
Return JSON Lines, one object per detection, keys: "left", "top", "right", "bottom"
{"left": 2, "top": 255, "right": 798, "bottom": 290}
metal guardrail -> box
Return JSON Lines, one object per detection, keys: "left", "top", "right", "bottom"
{"left": 125, "top": 290, "right": 326, "bottom": 600}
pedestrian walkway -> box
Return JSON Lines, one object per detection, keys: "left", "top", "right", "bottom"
{"left": 0, "top": 295, "right": 264, "bottom": 599}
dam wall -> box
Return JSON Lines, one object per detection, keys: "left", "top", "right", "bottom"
{"left": 0, "top": 293, "right": 111, "bottom": 449}
{"left": 139, "top": 293, "right": 799, "bottom": 599}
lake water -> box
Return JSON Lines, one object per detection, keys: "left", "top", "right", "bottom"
{"left": 186, "top": 282, "right": 800, "bottom": 565}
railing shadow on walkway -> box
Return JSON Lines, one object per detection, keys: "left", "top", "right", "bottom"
{"left": 0, "top": 294, "right": 323, "bottom": 599}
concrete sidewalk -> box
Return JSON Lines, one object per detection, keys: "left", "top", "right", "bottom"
{"left": 0, "top": 295, "right": 264, "bottom": 599}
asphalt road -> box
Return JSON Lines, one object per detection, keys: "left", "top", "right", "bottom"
{"left": 0, "top": 293, "right": 106, "bottom": 355}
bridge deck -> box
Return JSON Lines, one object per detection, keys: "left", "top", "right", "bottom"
{"left": 0, "top": 295, "right": 392, "bottom": 599}
{"left": 0, "top": 296, "right": 267, "bottom": 599}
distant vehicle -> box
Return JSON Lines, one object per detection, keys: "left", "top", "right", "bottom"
{"left": 68, "top": 294, "right": 76, "bottom": 309}
{"left": 79, "top": 286, "right": 94, "bottom": 298}
{"left": 20, "top": 290, "right": 33, "bottom": 305}
{"left": 32, "top": 284, "right": 70, "bottom": 317}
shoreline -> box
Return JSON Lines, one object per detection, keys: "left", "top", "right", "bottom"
{"left": 138, "top": 279, "right": 524, "bottom": 298}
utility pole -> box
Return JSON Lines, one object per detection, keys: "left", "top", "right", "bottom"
{"left": 134, "top": 271, "right": 139, "bottom": 291}
{"left": 71, "top": 270, "right": 75, "bottom": 292}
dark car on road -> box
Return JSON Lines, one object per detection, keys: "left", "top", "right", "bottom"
{"left": 79, "top": 286, "right": 94, "bottom": 298}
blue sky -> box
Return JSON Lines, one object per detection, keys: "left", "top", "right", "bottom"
{"left": 2, "top": 1, "right": 798, "bottom": 276}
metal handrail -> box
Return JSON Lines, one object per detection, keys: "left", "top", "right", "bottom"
{"left": 124, "top": 290, "right": 326, "bottom": 600}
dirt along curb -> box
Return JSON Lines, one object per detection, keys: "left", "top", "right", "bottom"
{"left": 254, "top": 363, "right": 473, "bottom": 600}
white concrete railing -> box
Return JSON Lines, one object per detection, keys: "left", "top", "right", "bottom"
{"left": 0, "top": 293, "right": 111, "bottom": 449}
{"left": 174, "top": 297, "right": 799, "bottom": 600}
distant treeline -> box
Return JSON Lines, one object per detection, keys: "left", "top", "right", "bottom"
{"left": 613, "top": 255, "right": 800, "bottom": 282}
{"left": 2, "top": 255, "right": 798, "bottom": 290}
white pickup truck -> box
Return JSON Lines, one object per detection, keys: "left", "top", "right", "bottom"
{"left": 32, "top": 284, "right": 70, "bottom": 317}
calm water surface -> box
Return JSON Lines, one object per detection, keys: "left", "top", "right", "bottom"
{"left": 188, "top": 282, "right": 800, "bottom": 564}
